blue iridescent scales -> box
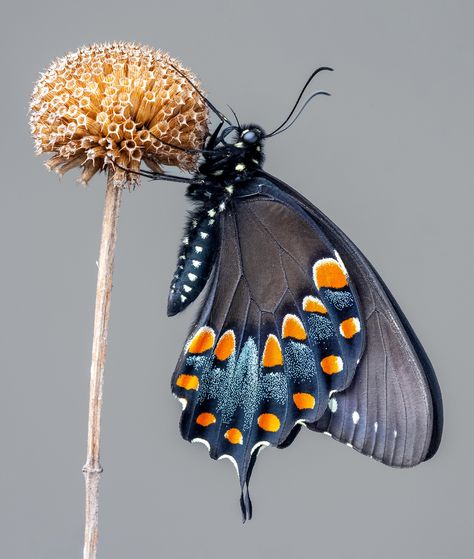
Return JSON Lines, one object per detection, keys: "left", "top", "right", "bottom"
{"left": 172, "top": 252, "right": 363, "bottom": 476}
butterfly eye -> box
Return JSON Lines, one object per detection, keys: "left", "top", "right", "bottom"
{"left": 242, "top": 130, "right": 258, "bottom": 143}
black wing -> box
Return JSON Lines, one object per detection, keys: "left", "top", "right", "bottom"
{"left": 261, "top": 171, "right": 443, "bottom": 466}
{"left": 171, "top": 175, "right": 442, "bottom": 520}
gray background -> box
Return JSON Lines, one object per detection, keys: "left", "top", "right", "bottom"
{"left": 1, "top": 1, "right": 473, "bottom": 558}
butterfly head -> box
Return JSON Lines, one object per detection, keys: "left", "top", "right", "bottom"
{"left": 240, "top": 126, "right": 265, "bottom": 145}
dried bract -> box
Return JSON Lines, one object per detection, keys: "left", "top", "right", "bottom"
{"left": 30, "top": 42, "right": 209, "bottom": 187}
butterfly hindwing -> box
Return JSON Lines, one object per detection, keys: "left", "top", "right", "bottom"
{"left": 171, "top": 180, "right": 365, "bottom": 520}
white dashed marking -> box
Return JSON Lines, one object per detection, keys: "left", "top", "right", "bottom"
{"left": 192, "top": 438, "right": 211, "bottom": 451}
{"left": 218, "top": 454, "right": 240, "bottom": 476}
{"left": 328, "top": 398, "right": 338, "bottom": 413}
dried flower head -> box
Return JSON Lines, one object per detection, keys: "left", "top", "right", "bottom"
{"left": 30, "top": 42, "right": 209, "bottom": 187}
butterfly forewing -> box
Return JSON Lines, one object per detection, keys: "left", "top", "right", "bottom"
{"left": 262, "top": 172, "right": 442, "bottom": 467}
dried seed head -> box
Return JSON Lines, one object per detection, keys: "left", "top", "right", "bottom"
{"left": 30, "top": 42, "right": 209, "bottom": 188}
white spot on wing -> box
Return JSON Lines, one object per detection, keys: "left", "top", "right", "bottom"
{"left": 183, "top": 285, "right": 192, "bottom": 292}
{"left": 218, "top": 454, "right": 240, "bottom": 478}
{"left": 334, "top": 250, "right": 349, "bottom": 277}
{"left": 188, "top": 273, "right": 197, "bottom": 281}
{"left": 328, "top": 397, "right": 338, "bottom": 413}
{"left": 192, "top": 438, "right": 210, "bottom": 451}
{"left": 195, "top": 246, "right": 203, "bottom": 253}
{"left": 352, "top": 411, "right": 360, "bottom": 425}
{"left": 200, "top": 232, "right": 208, "bottom": 239}
{"left": 174, "top": 396, "right": 187, "bottom": 410}
{"left": 251, "top": 441, "right": 270, "bottom": 456}
{"left": 374, "top": 421, "right": 378, "bottom": 433}
{"left": 192, "top": 260, "right": 201, "bottom": 268}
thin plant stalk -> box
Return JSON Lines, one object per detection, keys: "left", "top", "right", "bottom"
{"left": 82, "top": 169, "right": 122, "bottom": 559}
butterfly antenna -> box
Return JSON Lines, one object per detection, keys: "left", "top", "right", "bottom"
{"left": 227, "top": 104, "right": 241, "bottom": 128}
{"left": 267, "top": 67, "right": 333, "bottom": 136}
{"left": 266, "top": 91, "right": 331, "bottom": 137}
{"left": 169, "top": 62, "right": 232, "bottom": 125}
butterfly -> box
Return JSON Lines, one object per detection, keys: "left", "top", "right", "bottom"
{"left": 137, "top": 66, "right": 443, "bottom": 521}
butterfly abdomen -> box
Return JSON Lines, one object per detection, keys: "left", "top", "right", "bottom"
{"left": 167, "top": 207, "right": 220, "bottom": 316}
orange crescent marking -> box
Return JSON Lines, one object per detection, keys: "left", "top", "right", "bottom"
{"left": 313, "top": 258, "right": 348, "bottom": 289}
{"left": 196, "top": 412, "right": 217, "bottom": 427}
{"left": 224, "top": 428, "right": 243, "bottom": 445}
{"left": 214, "top": 330, "right": 236, "bottom": 360}
{"left": 262, "top": 334, "right": 283, "bottom": 367}
{"left": 188, "top": 326, "right": 215, "bottom": 354}
{"left": 302, "top": 295, "right": 328, "bottom": 314}
{"left": 257, "top": 413, "right": 281, "bottom": 432}
{"left": 339, "top": 317, "right": 361, "bottom": 339}
{"left": 320, "top": 355, "right": 343, "bottom": 375}
{"left": 176, "top": 374, "right": 199, "bottom": 390}
{"left": 282, "top": 314, "right": 307, "bottom": 340}
{"left": 293, "top": 393, "right": 316, "bottom": 410}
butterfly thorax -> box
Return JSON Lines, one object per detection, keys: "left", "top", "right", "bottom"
{"left": 167, "top": 125, "right": 265, "bottom": 316}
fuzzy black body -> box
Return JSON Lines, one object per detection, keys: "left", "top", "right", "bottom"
{"left": 168, "top": 124, "right": 265, "bottom": 316}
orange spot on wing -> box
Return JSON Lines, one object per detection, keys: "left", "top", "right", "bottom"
{"left": 320, "top": 355, "right": 343, "bottom": 375}
{"left": 196, "top": 412, "right": 216, "bottom": 427}
{"left": 282, "top": 314, "right": 307, "bottom": 340}
{"left": 257, "top": 413, "right": 281, "bottom": 432}
{"left": 313, "top": 258, "right": 348, "bottom": 289}
{"left": 293, "top": 393, "right": 316, "bottom": 410}
{"left": 302, "top": 295, "right": 328, "bottom": 314}
{"left": 224, "top": 428, "right": 243, "bottom": 444}
{"left": 188, "top": 326, "right": 215, "bottom": 354}
{"left": 339, "top": 317, "right": 361, "bottom": 339}
{"left": 262, "top": 334, "right": 283, "bottom": 367}
{"left": 214, "top": 330, "right": 236, "bottom": 361}
{"left": 176, "top": 374, "right": 199, "bottom": 390}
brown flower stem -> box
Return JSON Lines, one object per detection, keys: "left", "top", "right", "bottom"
{"left": 82, "top": 170, "right": 122, "bottom": 559}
